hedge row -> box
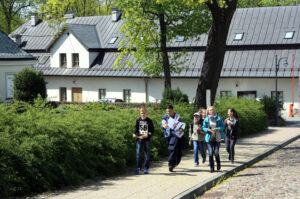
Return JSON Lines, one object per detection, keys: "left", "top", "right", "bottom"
{"left": 0, "top": 98, "right": 267, "bottom": 197}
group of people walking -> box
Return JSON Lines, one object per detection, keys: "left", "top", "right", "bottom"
{"left": 132, "top": 105, "right": 239, "bottom": 174}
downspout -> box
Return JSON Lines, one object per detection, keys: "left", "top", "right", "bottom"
{"left": 144, "top": 78, "right": 148, "bottom": 103}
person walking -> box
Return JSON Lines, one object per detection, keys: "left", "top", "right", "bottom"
{"left": 133, "top": 107, "right": 154, "bottom": 174}
{"left": 162, "top": 105, "right": 185, "bottom": 172}
{"left": 224, "top": 108, "right": 239, "bottom": 164}
{"left": 189, "top": 112, "right": 206, "bottom": 167}
{"left": 202, "top": 106, "right": 225, "bottom": 173}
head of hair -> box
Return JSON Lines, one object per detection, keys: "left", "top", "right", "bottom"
{"left": 166, "top": 105, "right": 174, "bottom": 110}
{"left": 229, "top": 108, "right": 238, "bottom": 118}
{"left": 140, "top": 106, "right": 147, "bottom": 112}
{"left": 206, "top": 106, "right": 215, "bottom": 115}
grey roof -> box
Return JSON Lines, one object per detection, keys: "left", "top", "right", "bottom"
{"left": 0, "top": 30, "right": 35, "bottom": 60}
{"left": 66, "top": 24, "right": 101, "bottom": 49}
{"left": 10, "top": 6, "right": 300, "bottom": 51}
{"left": 34, "top": 48, "right": 300, "bottom": 78}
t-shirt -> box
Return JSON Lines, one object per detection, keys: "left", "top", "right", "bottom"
{"left": 134, "top": 117, "right": 154, "bottom": 140}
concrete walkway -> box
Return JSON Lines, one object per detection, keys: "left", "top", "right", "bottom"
{"left": 46, "top": 124, "right": 300, "bottom": 199}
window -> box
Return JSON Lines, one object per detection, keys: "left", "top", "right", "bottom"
{"left": 237, "top": 91, "right": 256, "bottom": 99}
{"left": 72, "top": 53, "right": 79, "bottom": 68}
{"left": 109, "top": 37, "right": 118, "bottom": 44}
{"left": 234, "top": 33, "right": 244, "bottom": 41}
{"left": 60, "top": 53, "right": 67, "bottom": 68}
{"left": 123, "top": 89, "right": 131, "bottom": 103}
{"left": 176, "top": 36, "right": 185, "bottom": 42}
{"left": 220, "top": 91, "right": 232, "bottom": 99}
{"left": 40, "top": 56, "right": 49, "bottom": 65}
{"left": 60, "top": 87, "right": 67, "bottom": 101}
{"left": 284, "top": 31, "right": 294, "bottom": 39}
{"left": 99, "top": 89, "right": 106, "bottom": 100}
{"left": 271, "top": 91, "right": 283, "bottom": 104}
{"left": 72, "top": 87, "right": 82, "bottom": 102}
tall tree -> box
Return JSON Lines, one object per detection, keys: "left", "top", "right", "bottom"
{"left": 0, "top": 0, "right": 34, "bottom": 33}
{"left": 113, "top": 0, "right": 210, "bottom": 88}
{"left": 37, "top": 0, "right": 114, "bottom": 26}
{"left": 192, "top": 0, "right": 238, "bottom": 109}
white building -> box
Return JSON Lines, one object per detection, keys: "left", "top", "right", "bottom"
{"left": 0, "top": 30, "right": 36, "bottom": 101}
{"left": 10, "top": 6, "right": 300, "bottom": 117}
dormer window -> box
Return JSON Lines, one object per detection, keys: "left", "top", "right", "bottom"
{"left": 72, "top": 53, "right": 79, "bottom": 68}
{"left": 60, "top": 53, "right": 67, "bottom": 68}
{"left": 109, "top": 37, "right": 118, "bottom": 44}
{"left": 234, "top": 33, "right": 244, "bottom": 41}
{"left": 176, "top": 36, "right": 185, "bottom": 42}
{"left": 284, "top": 31, "right": 294, "bottom": 39}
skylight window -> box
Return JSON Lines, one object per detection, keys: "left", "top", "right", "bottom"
{"left": 108, "top": 37, "right": 118, "bottom": 44}
{"left": 176, "top": 36, "right": 185, "bottom": 42}
{"left": 284, "top": 31, "right": 294, "bottom": 39}
{"left": 234, "top": 33, "right": 244, "bottom": 41}
{"left": 39, "top": 56, "right": 49, "bottom": 64}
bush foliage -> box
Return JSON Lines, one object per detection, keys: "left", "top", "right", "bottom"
{"left": 0, "top": 97, "right": 267, "bottom": 197}
{"left": 161, "top": 87, "right": 189, "bottom": 109}
{"left": 13, "top": 68, "right": 47, "bottom": 103}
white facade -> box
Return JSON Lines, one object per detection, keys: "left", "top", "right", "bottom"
{"left": 50, "top": 32, "right": 98, "bottom": 68}
{"left": 45, "top": 76, "right": 298, "bottom": 117}
{"left": 0, "top": 60, "right": 35, "bottom": 100}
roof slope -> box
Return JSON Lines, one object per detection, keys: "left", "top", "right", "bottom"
{"left": 0, "top": 30, "right": 35, "bottom": 60}
{"left": 10, "top": 6, "right": 300, "bottom": 51}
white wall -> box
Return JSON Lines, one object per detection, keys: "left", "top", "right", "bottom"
{"left": 45, "top": 76, "right": 298, "bottom": 116}
{"left": 50, "top": 32, "right": 98, "bottom": 68}
{"left": 0, "top": 60, "right": 35, "bottom": 100}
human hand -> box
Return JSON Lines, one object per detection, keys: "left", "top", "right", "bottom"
{"left": 189, "top": 140, "right": 192, "bottom": 146}
{"left": 163, "top": 124, "right": 168, "bottom": 128}
{"left": 142, "top": 134, "right": 148, "bottom": 139}
{"left": 133, "top": 134, "right": 137, "bottom": 138}
{"left": 210, "top": 129, "right": 216, "bottom": 133}
{"left": 197, "top": 126, "right": 201, "bottom": 131}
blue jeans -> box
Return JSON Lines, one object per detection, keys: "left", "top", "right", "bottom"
{"left": 193, "top": 141, "right": 206, "bottom": 165}
{"left": 225, "top": 136, "right": 236, "bottom": 161}
{"left": 206, "top": 141, "right": 220, "bottom": 169}
{"left": 136, "top": 139, "right": 150, "bottom": 169}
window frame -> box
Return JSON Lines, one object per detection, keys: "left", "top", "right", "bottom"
{"left": 108, "top": 37, "right": 118, "bottom": 44}
{"left": 176, "top": 36, "right": 185, "bottom": 42}
{"left": 220, "top": 91, "right": 232, "bottom": 98}
{"left": 99, "top": 88, "right": 106, "bottom": 100}
{"left": 60, "top": 53, "right": 67, "bottom": 68}
{"left": 123, "top": 89, "right": 131, "bottom": 103}
{"left": 59, "top": 87, "right": 67, "bottom": 101}
{"left": 271, "top": 91, "right": 284, "bottom": 104}
{"left": 234, "top": 33, "right": 244, "bottom": 41}
{"left": 72, "top": 53, "right": 79, "bottom": 68}
{"left": 284, "top": 31, "right": 294, "bottom": 39}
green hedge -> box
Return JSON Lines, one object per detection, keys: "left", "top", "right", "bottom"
{"left": 0, "top": 98, "right": 266, "bottom": 197}
{"left": 214, "top": 97, "right": 268, "bottom": 137}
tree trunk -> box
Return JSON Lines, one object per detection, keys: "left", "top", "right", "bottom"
{"left": 159, "top": 13, "right": 171, "bottom": 88}
{"left": 194, "top": 1, "right": 238, "bottom": 109}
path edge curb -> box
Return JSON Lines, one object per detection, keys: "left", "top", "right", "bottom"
{"left": 173, "top": 134, "right": 300, "bottom": 199}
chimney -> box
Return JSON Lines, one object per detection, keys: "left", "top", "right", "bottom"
{"left": 11, "top": 34, "right": 22, "bottom": 46}
{"left": 64, "top": 11, "right": 75, "bottom": 19}
{"left": 112, "top": 8, "right": 122, "bottom": 22}
{"left": 31, "top": 13, "right": 39, "bottom": 26}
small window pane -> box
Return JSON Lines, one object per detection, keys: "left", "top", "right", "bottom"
{"left": 99, "top": 89, "right": 106, "bottom": 99}
{"left": 72, "top": 53, "right": 79, "bottom": 68}
{"left": 109, "top": 37, "right": 118, "bottom": 44}
{"left": 60, "top": 53, "right": 67, "bottom": 68}
{"left": 284, "top": 31, "right": 294, "bottom": 39}
{"left": 220, "top": 91, "right": 232, "bottom": 99}
{"left": 60, "top": 87, "right": 67, "bottom": 101}
{"left": 234, "top": 33, "right": 244, "bottom": 40}
{"left": 176, "top": 36, "right": 184, "bottom": 42}
{"left": 123, "top": 89, "right": 131, "bottom": 103}
{"left": 271, "top": 91, "right": 283, "bottom": 104}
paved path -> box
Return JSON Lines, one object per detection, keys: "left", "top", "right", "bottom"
{"left": 34, "top": 125, "right": 300, "bottom": 199}
{"left": 200, "top": 138, "right": 300, "bottom": 199}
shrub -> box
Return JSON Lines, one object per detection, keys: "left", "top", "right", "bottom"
{"left": 214, "top": 97, "right": 268, "bottom": 137}
{"left": 161, "top": 87, "right": 189, "bottom": 109}
{"left": 13, "top": 68, "right": 47, "bottom": 103}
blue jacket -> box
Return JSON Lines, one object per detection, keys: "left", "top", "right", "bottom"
{"left": 202, "top": 115, "right": 225, "bottom": 142}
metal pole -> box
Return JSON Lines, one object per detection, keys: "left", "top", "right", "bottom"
{"left": 275, "top": 55, "right": 278, "bottom": 126}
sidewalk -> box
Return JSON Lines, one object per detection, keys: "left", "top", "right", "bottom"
{"left": 46, "top": 124, "right": 300, "bottom": 199}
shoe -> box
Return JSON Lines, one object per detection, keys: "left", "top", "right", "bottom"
{"left": 144, "top": 169, "right": 149, "bottom": 174}
{"left": 231, "top": 159, "right": 234, "bottom": 164}
{"left": 228, "top": 155, "right": 231, "bottom": 161}
{"left": 135, "top": 168, "right": 140, "bottom": 174}
{"left": 169, "top": 166, "right": 174, "bottom": 172}
{"left": 217, "top": 165, "right": 221, "bottom": 171}
{"left": 210, "top": 168, "right": 214, "bottom": 173}
{"left": 202, "top": 158, "right": 206, "bottom": 164}
{"left": 194, "top": 163, "right": 199, "bottom": 167}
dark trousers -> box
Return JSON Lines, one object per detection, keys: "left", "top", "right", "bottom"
{"left": 168, "top": 136, "right": 184, "bottom": 167}
{"left": 206, "top": 141, "right": 220, "bottom": 170}
{"left": 136, "top": 139, "right": 150, "bottom": 169}
{"left": 225, "top": 136, "right": 236, "bottom": 161}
